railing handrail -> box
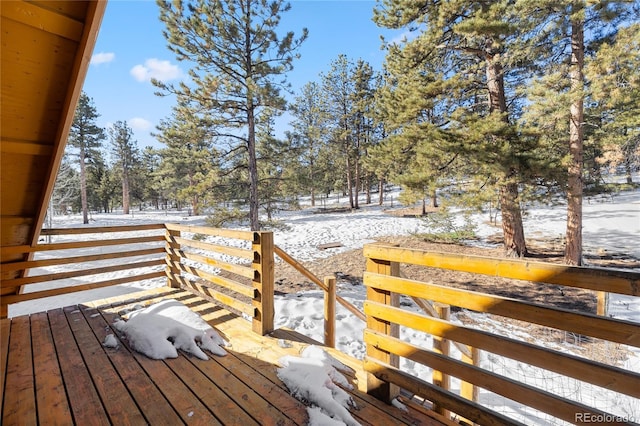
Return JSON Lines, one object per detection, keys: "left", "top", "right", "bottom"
{"left": 362, "top": 242, "right": 640, "bottom": 425}
{"left": 363, "top": 244, "right": 640, "bottom": 296}
{"left": 274, "top": 245, "right": 366, "bottom": 322}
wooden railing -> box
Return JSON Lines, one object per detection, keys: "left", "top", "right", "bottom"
{"left": 0, "top": 224, "right": 275, "bottom": 335}
{"left": 0, "top": 224, "right": 167, "bottom": 317}
{"left": 362, "top": 243, "right": 640, "bottom": 425}
{"left": 274, "top": 245, "right": 364, "bottom": 347}
{"left": 164, "top": 223, "right": 274, "bottom": 335}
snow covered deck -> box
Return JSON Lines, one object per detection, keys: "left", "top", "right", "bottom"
{"left": 0, "top": 287, "right": 452, "bottom": 426}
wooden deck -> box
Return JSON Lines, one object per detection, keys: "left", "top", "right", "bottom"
{"left": 1, "top": 287, "right": 451, "bottom": 426}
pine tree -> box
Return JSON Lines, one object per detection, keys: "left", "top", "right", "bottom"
{"left": 67, "top": 92, "right": 105, "bottom": 224}
{"left": 289, "top": 81, "right": 331, "bottom": 207}
{"left": 586, "top": 23, "right": 640, "bottom": 185}
{"left": 517, "top": 0, "right": 637, "bottom": 264}
{"left": 108, "top": 121, "right": 139, "bottom": 215}
{"left": 140, "top": 146, "right": 162, "bottom": 210}
{"left": 155, "top": 103, "right": 219, "bottom": 216}
{"left": 374, "top": 0, "right": 536, "bottom": 256}
{"left": 351, "top": 59, "right": 378, "bottom": 207}
{"left": 86, "top": 151, "right": 116, "bottom": 213}
{"left": 155, "top": 0, "right": 307, "bottom": 231}
{"left": 321, "top": 55, "right": 377, "bottom": 209}
{"left": 51, "top": 154, "right": 80, "bottom": 216}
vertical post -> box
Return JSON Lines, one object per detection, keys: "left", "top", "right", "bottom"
{"left": 597, "top": 291, "right": 608, "bottom": 316}
{"left": 252, "top": 231, "right": 274, "bottom": 335}
{"left": 433, "top": 303, "right": 451, "bottom": 419}
{"left": 461, "top": 346, "right": 480, "bottom": 403}
{"left": 365, "top": 243, "right": 400, "bottom": 403}
{"left": 165, "top": 227, "right": 180, "bottom": 288}
{"left": 324, "top": 276, "right": 336, "bottom": 348}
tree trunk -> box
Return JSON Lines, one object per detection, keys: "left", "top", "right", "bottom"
{"left": 430, "top": 188, "right": 438, "bottom": 208}
{"left": 309, "top": 158, "right": 316, "bottom": 207}
{"left": 79, "top": 145, "right": 89, "bottom": 224}
{"left": 245, "top": 3, "right": 260, "bottom": 231}
{"left": 565, "top": 12, "right": 584, "bottom": 265}
{"left": 354, "top": 135, "right": 361, "bottom": 209}
{"left": 122, "top": 171, "right": 130, "bottom": 215}
{"left": 378, "top": 178, "right": 384, "bottom": 206}
{"left": 345, "top": 152, "right": 355, "bottom": 209}
{"left": 500, "top": 181, "right": 527, "bottom": 257}
{"left": 485, "top": 39, "right": 527, "bottom": 257}
{"left": 247, "top": 106, "right": 260, "bottom": 231}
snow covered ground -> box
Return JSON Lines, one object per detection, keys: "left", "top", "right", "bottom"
{"left": 8, "top": 183, "right": 640, "bottom": 425}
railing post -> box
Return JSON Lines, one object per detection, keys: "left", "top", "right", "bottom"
{"left": 461, "top": 346, "right": 480, "bottom": 403}
{"left": 365, "top": 243, "right": 400, "bottom": 403}
{"left": 433, "top": 303, "right": 451, "bottom": 419}
{"left": 324, "top": 276, "right": 336, "bottom": 348}
{"left": 252, "top": 231, "right": 274, "bottom": 335}
{"left": 165, "top": 227, "right": 181, "bottom": 288}
{"left": 597, "top": 291, "right": 608, "bottom": 316}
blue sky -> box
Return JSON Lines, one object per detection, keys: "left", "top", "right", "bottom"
{"left": 83, "top": 0, "right": 406, "bottom": 149}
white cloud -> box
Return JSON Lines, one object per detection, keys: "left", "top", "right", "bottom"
{"left": 130, "top": 58, "right": 183, "bottom": 83}
{"left": 91, "top": 52, "right": 115, "bottom": 65}
{"left": 128, "top": 117, "right": 153, "bottom": 132}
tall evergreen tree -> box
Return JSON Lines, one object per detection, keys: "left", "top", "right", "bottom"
{"left": 565, "top": 2, "right": 585, "bottom": 265}
{"left": 108, "top": 121, "right": 139, "bottom": 215}
{"left": 67, "top": 92, "right": 105, "bottom": 224}
{"left": 155, "top": 0, "right": 307, "bottom": 231}
{"left": 322, "top": 55, "right": 376, "bottom": 209}
{"left": 86, "top": 151, "right": 116, "bottom": 213}
{"left": 155, "top": 103, "right": 219, "bottom": 216}
{"left": 289, "top": 81, "right": 331, "bottom": 206}
{"left": 518, "top": 0, "right": 637, "bottom": 264}
{"left": 374, "top": 0, "right": 536, "bottom": 256}
{"left": 322, "top": 55, "right": 356, "bottom": 208}
{"left": 51, "top": 154, "right": 80, "bottom": 216}
{"left": 140, "top": 146, "right": 162, "bottom": 210}
{"left": 586, "top": 23, "right": 640, "bottom": 185}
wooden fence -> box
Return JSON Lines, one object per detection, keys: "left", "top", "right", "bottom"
{"left": 362, "top": 242, "right": 640, "bottom": 425}
{"left": 164, "top": 223, "right": 274, "bottom": 335}
{"left": 0, "top": 224, "right": 275, "bottom": 335}
{"left": 0, "top": 224, "right": 167, "bottom": 317}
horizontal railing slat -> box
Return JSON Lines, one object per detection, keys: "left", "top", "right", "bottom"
{"left": 1, "top": 271, "right": 165, "bottom": 305}
{"left": 172, "top": 236, "right": 253, "bottom": 260}
{"left": 364, "top": 357, "right": 525, "bottom": 426}
{"left": 364, "top": 301, "right": 640, "bottom": 398}
{"left": 166, "top": 259, "right": 254, "bottom": 298}
{"left": 169, "top": 249, "right": 254, "bottom": 280}
{"left": 40, "top": 224, "right": 166, "bottom": 235}
{"left": 164, "top": 223, "right": 255, "bottom": 241}
{"left": 363, "top": 245, "right": 640, "bottom": 296}
{"left": 1, "top": 247, "right": 166, "bottom": 273}
{"left": 364, "top": 331, "right": 625, "bottom": 425}
{"left": 364, "top": 271, "right": 640, "bottom": 347}
{"left": 1, "top": 235, "right": 165, "bottom": 256}
{"left": 173, "top": 275, "right": 255, "bottom": 318}
{"left": 2, "top": 259, "right": 165, "bottom": 288}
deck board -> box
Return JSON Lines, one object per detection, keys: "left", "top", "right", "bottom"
{"left": 4, "top": 316, "right": 36, "bottom": 424}
{"left": 48, "top": 308, "right": 110, "bottom": 424}
{"left": 1, "top": 287, "right": 450, "bottom": 425}
{"left": 31, "top": 312, "right": 72, "bottom": 424}
{"left": 80, "top": 305, "right": 184, "bottom": 425}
